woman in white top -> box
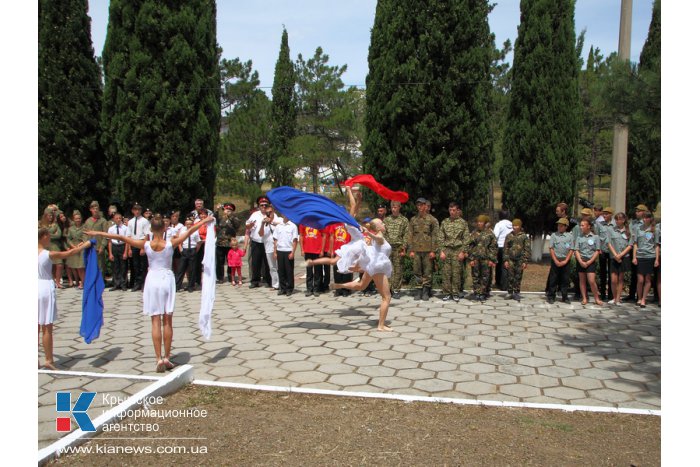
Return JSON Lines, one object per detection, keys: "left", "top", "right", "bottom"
{"left": 38, "top": 228, "right": 90, "bottom": 370}
{"left": 87, "top": 214, "right": 214, "bottom": 372}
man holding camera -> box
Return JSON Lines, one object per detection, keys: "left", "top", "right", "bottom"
{"left": 215, "top": 202, "right": 240, "bottom": 284}
{"left": 246, "top": 196, "right": 272, "bottom": 288}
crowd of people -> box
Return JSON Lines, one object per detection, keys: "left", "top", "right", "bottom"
{"left": 37, "top": 189, "right": 660, "bottom": 371}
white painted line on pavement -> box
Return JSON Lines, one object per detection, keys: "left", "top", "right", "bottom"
{"left": 192, "top": 379, "right": 660, "bottom": 417}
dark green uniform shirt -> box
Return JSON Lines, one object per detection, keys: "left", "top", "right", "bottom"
{"left": 466, "top": 229, "right": 498, "bottom": 262}
{"left": 408, "top": 214, "right": 439, "bottom": 252}
{"left": 384, "top": 214, "right": 409, "bottom": 249}
{"left": 438, "top": 217, "right": 469, "bottom": 252}
{"left": 504, "top": 231, "right": 531, "bottom": 263}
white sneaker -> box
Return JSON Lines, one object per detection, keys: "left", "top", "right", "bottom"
{"left": 607, "top": 299, "right": 616, "bottom": 305}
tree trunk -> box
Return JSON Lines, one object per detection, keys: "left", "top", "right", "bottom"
{"left": 531, "top": 232, "right": 545, "bottom": 262}
{"left": 587, "top": 133, "right": 599, "bottom": 201}
{"left": 311, "top": 165, "right": 318, "bottom": 193}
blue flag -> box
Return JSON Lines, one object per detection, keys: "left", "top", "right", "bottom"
{"left": 80, "top": 240, "right": 104, "bottom": 344}
{"left": 266, "top": 187, "right": 360, "bottom": 230}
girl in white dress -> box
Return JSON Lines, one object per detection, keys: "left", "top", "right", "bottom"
{"left": 38, "top": 228, "right": 90, "bottom": 370}
{"left": 87, "top": 214, "right": 214, "bottom": 372}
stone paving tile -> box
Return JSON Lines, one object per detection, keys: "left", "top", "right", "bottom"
{"left": 44, "top": 274, "right": 660, "bottom": 411}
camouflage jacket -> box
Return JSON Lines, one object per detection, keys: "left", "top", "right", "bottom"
{"left": 466, "top": 229, "right": 497, "bottom": 262}
{"left": 503, "top": 231, "right": 531, "bottom": 263}
{"left": 438, "top": 217, "right": 469, "bottom": 251}
{"left": 384, "top": 214, "right": 409, "bottom": 249}
{"left": 408, "top": 214, "right": 439, "bottom": 252}
{"left": 215, "top": 212, "right": 241, "bottom": 247}
{"left": 84, "top": 214, "right": 108, "bottom": 249}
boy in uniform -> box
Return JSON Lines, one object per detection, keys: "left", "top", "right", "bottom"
{"left": 546, "top": 218, "right": 574, "bottom": 303}
{"left": 438, "top": 202, "right": 469, "bottom": 302}
{"left": 466, "top": 215, "right": 497, "bottom": 302}
{"left": 383, "top": 201, "right": 409, "bottom": 298}
{"left": 503, "top": 218, "right": 531, "bottom": 301}
{"left": 408, "top": 198, "right": 439, "bottom": 300}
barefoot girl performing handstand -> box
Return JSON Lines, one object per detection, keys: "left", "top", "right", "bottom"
{"left": 306, "top": 187, "right": 394, "bottom": 331}
{"left": 87, "top": 214, "right": 214, "bottom": 372}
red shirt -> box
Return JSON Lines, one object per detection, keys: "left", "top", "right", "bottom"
{"left": 300, "top": 225, "right": 324, "bottom": 254}
{"left": 328, "top": 223, "right": 350, "bottom": 254}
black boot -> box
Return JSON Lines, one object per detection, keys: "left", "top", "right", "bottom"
{"left": 422, "top": 286, "right": 430, "bottom": 301}
{"left": 415, "top": 288, "right": 423, "bottom": 301}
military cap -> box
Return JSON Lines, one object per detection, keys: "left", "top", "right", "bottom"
{"left": 132, "top": 202, "right": 143, "bottom": 210}
{"left": 415, "top": 197, "right": 428, "bottom": 205}
{"left": 72, "top": 209, "right": 81, "bottom": 217}
{"left": 477, "top": 214, "right": 489, "bottom": 223}
{"left": 602, "top": 206, "right": 613, "bottom": 214}
{"left": 635, "top": 204, "right": 649, "bottom": 211}
{"left": 89, "top": 200, "right": 100, "bottom": 208}
{"left": 377, "top": 203, "right": 387, "bottom": 210}
{"left": 223, "top": 202, "right": 235, "bottom": 211}
{"left": 512, "top": 218, "right": 522, "bottom": 227}
{"left": 256, "top": 196, "right": 270, "bottom": 206}
{"left": 581, "top": 208, "right": 594, "bottom": 217}
{"left": 556, "top": 218, "right": 569, "bottom": 226}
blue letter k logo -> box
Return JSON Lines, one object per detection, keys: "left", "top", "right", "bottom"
{"left": 56, "top": 392, "right": 96, "bottom": 432}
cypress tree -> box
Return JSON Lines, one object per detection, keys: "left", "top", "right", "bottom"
{"left": 364, "top": 0, "right": 494, "bottom": 219}
{"left": 38, "top": 0, "right": 104, "bottom": 213}
{"left": 101, "top": 0, "right": 220, "bottom": 213}
{"left": 269, "top": 28, "right": 297, "bottom": 187}
{"left": 500, "top": 0, "right": 582, "bottom": 234}
{"left": 626, "top": 0, "right": 660, "bottom": 211}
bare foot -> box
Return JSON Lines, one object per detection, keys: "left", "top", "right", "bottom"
{"left": 156, "top": 360, "right": 166, "bottom": 373}
{"left": 377, "top": 325, "right": 393, "bottom": 332}
{"left": 43, "top": 361, "right": 57, "bottom": 370}
{"left": 163, "top": 358, "right": 175, "bottom": 370}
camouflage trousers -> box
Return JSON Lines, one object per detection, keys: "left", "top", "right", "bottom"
{"left": 471, "top": 259, "right": 492, "bottom": 295}
{"left": 441, "top": 248, "right": 463, "bottom": 295}
{"left": 389, "top": 247, "right": 403, "bottom": 291}
{"left": 412, "top": 251, "right": 433, "bottom": 288}
{"left": 507, "top": 259, "right": 525, "bottom": 293}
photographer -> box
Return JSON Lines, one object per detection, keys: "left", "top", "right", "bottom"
{"left": 215, "top": 202, "right": 240, "bottom": 284}
{"left": 258, "top": 204, "right": 282, "bottom": 290}
{"left": 245, "top": 196, "right": 272, "bottom": 288}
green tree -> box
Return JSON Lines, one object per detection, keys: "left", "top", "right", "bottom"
{"left": 292, "top": 47, "right": 349, "bottom": 193}
{"left": 501, "top": 0, "right": 582, "bottom": 236}
{"left": 38, "top": 0, "right": 104, "bottom": 214}
{"left": 101, "top": 0, "right": 220, "bottom": 213}
{"left": 269, "top": 28, "right": 297, "bottom": 187}
{"left": 219, "top": 90, "right": 272, "bottom": 206}
{"left": 220, "top": 57, "right": 260, "bottom": 113}
{"left": 364, "top": 0, "right": 495, "bottom": 219}
{"left": 489, "top": 38, "right": 513, "bottom": 211}
{"left": 626, "top": 0, "right": 660, "bottom": 211}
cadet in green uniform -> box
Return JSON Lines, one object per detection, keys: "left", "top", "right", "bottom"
{"left": 66, "top": 210, "right": 88, "bottom": 288}
{"left": 438, "top": 202, "right": 469, "bottom": 302}
{"left": 215, "top": 202, "right": 240, "bottom": 283}
{"left": 503, "top": 219, "right": 531, "bottom": 301}
{"left": 574, "top": 218, "right": 602, "bottom": 305}
{"left": 384, "top": 200, "right": 409, "bottom": 298}
{"left": 597, "top": 207, "right": 614, "bottom": 301}
{"left": 632, "top": 211, "right": 659, "bottom": 308}
{"left": 625, "top": 203, "right": 648, "bottom": 302}
{"left": 466, "top": 215, "right": 498, "bottom": 302}
{"left": 547, "top": 218, "right": 574, "bottom": 304}
{"left": 408, "top": 197, "right": 439, "bottom": 301}
{"left": 39, "top": 207, "right": 64, "bottom": 288}
{"left": 84, "top": 200, "right": 109, "bottom": 276}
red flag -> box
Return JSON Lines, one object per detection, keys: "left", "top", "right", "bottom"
{"left": 344, "top": 174, "right": 409, "bottom": 203}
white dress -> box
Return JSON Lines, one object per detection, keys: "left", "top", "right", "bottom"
{"left": 363, "top": 240, "right": 393, "bottom": 277}
{"left": 38, "top": 250, "right": 57, "bottom": 325}
{"left": 143, "top": 240, "right": 176, "bottom": 315}
{"left": 335, "top": 226, "right": 367, "bottom": 274}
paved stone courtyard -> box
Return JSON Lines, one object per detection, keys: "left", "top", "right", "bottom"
{"left": 39, "top": 260, "right": 660, "bottom": 420}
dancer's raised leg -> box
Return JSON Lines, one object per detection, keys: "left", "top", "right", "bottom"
{"left": 332, "top": 271, "right": 371, "bottom": 291}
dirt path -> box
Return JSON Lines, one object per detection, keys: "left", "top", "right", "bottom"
{"left": 51, "top": 385, "right": 660, "bottom": 466}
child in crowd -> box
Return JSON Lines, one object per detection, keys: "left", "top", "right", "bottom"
{"left": 546, "top": 218, "right": 574, "bottom": 304}
{"left": 606, "top": 212, "right": 633, "bottom": 306}
{"left": 466, "top": 215, "right": 498, "bottom": 302}
{"left": 227, "top": 238, "right": 246, "bottom": 286}
{"left": 273, "top": 214, "right": 299, "bottom": 296}
{"left": 574, "top": 218, "right": 603, "bottom": 305}
{"left": 632, "top": 211, "right": 660, "bottom": 308}
{"left": 503, "top": 218, "right": 531, "bottom": 301}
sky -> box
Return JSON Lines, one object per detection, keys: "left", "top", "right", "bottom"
{"left": 86, "top": 0, "right": 655, "bottom": 90}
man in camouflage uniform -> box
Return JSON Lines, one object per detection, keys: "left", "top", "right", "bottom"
{"left": 384, "top": 200, "right": 409, "bottom": 299}
{"left": 503, "top": 218, "right": 531, "bottom": 301}
{"left": 466, "top": 214, "right": 498, "bottom": 302}
{"left": 84, "top": 200, "right": 109, "bottom": 277}
{"left": 438, "top": 202, "right": 469, "bottom": 302}
{"left": 215, "top": 202, "right": 240, "bottom": 283}
{"left": 408, "top": 197, "right": 439, "bottom": 300}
